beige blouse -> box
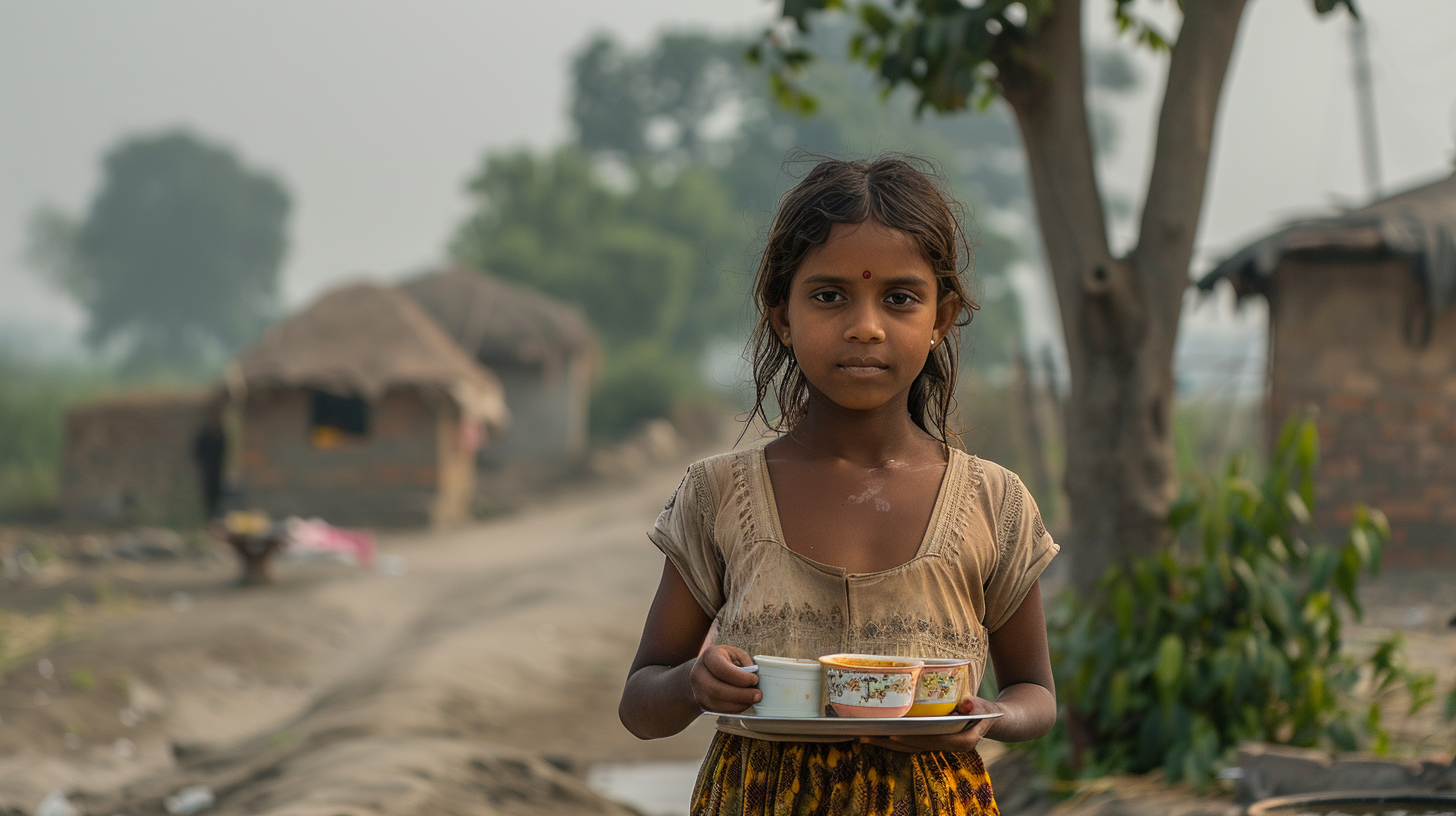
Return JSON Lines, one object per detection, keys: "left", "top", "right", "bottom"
{"left": 649, "top": 445, "right": 1057, "bottom": 738}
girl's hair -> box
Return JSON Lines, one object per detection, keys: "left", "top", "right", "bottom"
{"left": 746, "top": 155, "right": 977, "bottom": 444}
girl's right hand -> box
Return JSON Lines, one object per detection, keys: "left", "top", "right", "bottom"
{"left": 690, "top": 645, "right": 760, "bottom": 713}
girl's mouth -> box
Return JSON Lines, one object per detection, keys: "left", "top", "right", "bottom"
{"left": 838, "top": 358, "right": 888, "bottom": 374}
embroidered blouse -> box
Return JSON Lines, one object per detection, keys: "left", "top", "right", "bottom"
{"left": 648, "top": 445, "right": 1058, "bottom": 739}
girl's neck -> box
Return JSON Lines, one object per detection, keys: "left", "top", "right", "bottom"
{"left": 777, "top": 390, "right": 944, "bottom": 468}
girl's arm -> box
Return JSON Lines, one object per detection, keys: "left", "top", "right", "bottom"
{"left": 619, "top": 558, "right": 761, "bottom": 739}
{"left": 865, "top": 581, "right": 1057, "bottom": 752}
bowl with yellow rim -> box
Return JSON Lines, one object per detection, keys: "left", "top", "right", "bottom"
{"left": 907, "top": 658, "right": 970, "bottom": 717}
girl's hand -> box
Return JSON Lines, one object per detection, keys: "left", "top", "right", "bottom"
{"left": 690, "top": 644, "right": 761, "bottom": 714}
{"left": 859, "top": 695, "right": 1006, "bottom": 754}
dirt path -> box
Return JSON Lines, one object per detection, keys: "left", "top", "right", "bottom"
{"left": 0, "top": 460, "right": 717, "bottom": 815}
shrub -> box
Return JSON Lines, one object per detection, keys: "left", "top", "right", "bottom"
{"left": 589, "top": 343, "right": 698, "bottom": 441}
{"left": 0, "top": 355, "right": 110, "bottom": 519}
{"left": 1030, "top": 414, "right": 1435, "bottom": 789}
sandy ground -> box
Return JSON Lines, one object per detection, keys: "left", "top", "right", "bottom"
{"left": 0, "top": 459, "right": 717, "bottom": 815}
{"left": 1, "top": 451, "right": 1452, "bottom": 816}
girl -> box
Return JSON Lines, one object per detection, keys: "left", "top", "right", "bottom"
{"left": 618, "top": 157, "right": 1058, "bottom": 815}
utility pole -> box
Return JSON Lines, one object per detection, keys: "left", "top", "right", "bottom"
{"left": 1349, "top": 16, "right": 1382, "bottom": 200}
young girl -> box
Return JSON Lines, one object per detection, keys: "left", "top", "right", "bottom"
{"left": 618, "top": 157, "right": 1058, "bottom": 815}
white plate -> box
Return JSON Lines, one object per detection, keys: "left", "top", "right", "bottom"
{"left": 708, "top": 711, "right": 1002, "bottom": 737}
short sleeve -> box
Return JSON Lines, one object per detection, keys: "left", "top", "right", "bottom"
{"left": 983, "top": 473, "right": 1059, "bottom": 632}
{"left": 646, "top": 463, "right": 725, "bottom": 618}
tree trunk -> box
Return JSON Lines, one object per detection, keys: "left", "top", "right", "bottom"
{"left": 999, "top": 0, "right": 1251, "bottom": 591}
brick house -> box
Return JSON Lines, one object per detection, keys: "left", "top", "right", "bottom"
{"left": 227, "top": 282, "right": 509, "bottom": 528}
{"left": 1198, "top": 171, "right": 1456, "bottom": 566}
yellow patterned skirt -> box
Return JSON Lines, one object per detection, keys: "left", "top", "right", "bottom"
{"left": 689, "top": 732, "right": 999, "bottom": 816}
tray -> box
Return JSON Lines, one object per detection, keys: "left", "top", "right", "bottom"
{"left": 708, "top": 711, "right": 1001, "bottom": 737}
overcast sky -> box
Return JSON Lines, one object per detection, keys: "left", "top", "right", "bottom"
{"left": 2, "top": 0, "right": 1453, "bottom": 361}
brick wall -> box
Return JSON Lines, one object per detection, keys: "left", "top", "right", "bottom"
{"left": 1268, "top": 256, "right": 1456, "bottom": 566}
{"left": 238, "top": 386, "right": 471, "bottom": 528}
{"left": 61, "top": 392, "right": 211, "bottom": 524}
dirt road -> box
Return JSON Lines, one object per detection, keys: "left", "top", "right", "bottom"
{"left": 0, "top": 461, "right": 716, "bottom": 815}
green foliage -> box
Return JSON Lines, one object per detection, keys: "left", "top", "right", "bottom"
{"left": 1031, "top": 414, "right": 1435, "bottom": 788}
{"left": 588, "top": 344, "right": 700, "bottom": 440}
{"left": 765, "top": 1, "right": 1357, "bottom": 116}
{"left": 28, "top": 129, "right": 289, "bottom": 373}
{"left": 0, "top": 354, "right": 111, "bottom": 520}
{"left": 451, "top": 148, "right": 742, "bottom": 357}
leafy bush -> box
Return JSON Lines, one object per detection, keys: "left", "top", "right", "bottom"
{"left": 0, "top": 355, "right": 110, "bottom": 519}
{"left": 589, "top": 343, "right": 699, "bottom": 441}
{"left": 1031, "top": 415, "right": 1435, "bottom": 788}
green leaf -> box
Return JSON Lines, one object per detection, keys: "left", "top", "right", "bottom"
{"left": 1154, "top": 634, "right": 1184, "bottom": 698}
{"left": 858, "top": 2, "right": 896, "bottom": 35}
{"left": 1109, "top": 670, "right": 1131, "bottom": 719}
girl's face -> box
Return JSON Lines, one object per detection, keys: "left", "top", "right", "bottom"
{"left": 770, "top": 219, "right": 959, "bottom": 416}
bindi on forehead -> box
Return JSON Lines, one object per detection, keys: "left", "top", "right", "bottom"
{"left": 862, "top": 270, "right": 871, "bottom": 279}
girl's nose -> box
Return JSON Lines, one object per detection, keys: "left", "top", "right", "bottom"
{"left": 844, "top": 306, "right": 886, "bottom": 343}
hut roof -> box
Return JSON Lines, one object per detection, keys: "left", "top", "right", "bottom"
{"left": 398, "top": 268, "right": 598, "bottom": 374}
{"left": 1198, "top": 171, "right": 1456, "bottom": 313}
{"left": 228, "top": 282, "right": 509, "bottom": 429}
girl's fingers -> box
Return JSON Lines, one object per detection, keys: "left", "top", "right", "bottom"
{"left": 698, "top": 683, "right": 761, "bottom": 713}
{"left": 704, "top": 647, "right": 760, "bottom": 687}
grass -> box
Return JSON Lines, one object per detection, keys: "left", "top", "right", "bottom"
{"left": 0, "top": 354, "right": 114, "bottom": 520}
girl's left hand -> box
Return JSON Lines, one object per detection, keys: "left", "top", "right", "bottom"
{"left": 858, "top": 695, "right": 1006, "bottom": 754}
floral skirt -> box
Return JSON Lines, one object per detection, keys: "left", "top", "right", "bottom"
{"left": 689, "top": 732, "right": 999, "bottom": 816}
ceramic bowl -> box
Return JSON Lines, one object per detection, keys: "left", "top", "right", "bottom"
{"left": 750, "top": 655, "right": 824, "bottom": 718}
{"left": 818, "top": 654, "right": 924, "bottom": 718}
{"left": 907, "top": 658, "right": 970, "bottom": 717}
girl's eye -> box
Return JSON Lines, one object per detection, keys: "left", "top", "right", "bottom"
{"left": 811, "top": 291, "right": 844, "bottom": 303}
{"left": 885, "top": 292, "right": 918, "bottom": 306}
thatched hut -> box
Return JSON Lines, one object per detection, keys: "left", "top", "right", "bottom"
{"left": 61, "top": 389, "right": 216, "bottom": 524}
{"left": 228, "top": 282, "right": 509, "bottom": 528}
{"left": 1198, "top": 171, "right": 1456, "bottom": 566}
{"left": 399, "top": 268, "right": 598, "bottom": 465}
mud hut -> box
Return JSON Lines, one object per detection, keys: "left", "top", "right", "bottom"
{"left": 228, "top": 282, "right": 509, "bottom": 528}
{"left": 60, "top": 390, "right": 216, "bottom": 524}
{"left": 399, "top": 268, "right": 598, "bottom": 465}
{"left": 1199, "top": 171, "right": 1456, "bottom": 566}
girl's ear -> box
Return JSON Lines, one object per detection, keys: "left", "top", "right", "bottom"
{"left": 769, "top": 302, "right": 791, "bottom": 346}
{"left": 935, "top": 290, "right": 961, "bottom": 340}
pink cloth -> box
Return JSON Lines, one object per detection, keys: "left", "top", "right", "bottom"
{"left": 284, "top": 517, "right": 376, "bottom": 567}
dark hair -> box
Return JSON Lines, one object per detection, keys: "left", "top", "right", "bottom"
{"left": 746, "top": 155, "right": 977, "bottom": 444}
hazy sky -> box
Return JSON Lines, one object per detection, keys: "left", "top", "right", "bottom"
{"left": 2, "top": 0, "right": 1453, "bottom": 360}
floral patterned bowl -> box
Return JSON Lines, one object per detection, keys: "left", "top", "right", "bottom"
{"left": 907, "top": 658, "right": 970, "bottom": 717}
{"left": 818, "top": 654, "right": 924, "bottom": 718}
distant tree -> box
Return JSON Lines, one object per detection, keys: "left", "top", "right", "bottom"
{"left": 758, "top": 0, "right": 1357, "bottom": 586}
{"left": 450, "top": 148, "right": 740, "bottom": 354}
{"left": 448, "top": 147, "right": 744, "bottom": 438}
{"left": 28, "top": 130, "right": 289, "bottom": 372}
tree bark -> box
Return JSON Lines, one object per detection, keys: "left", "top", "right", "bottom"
{"left": 999, "top": 0, "right": 1251, "bottom": 591}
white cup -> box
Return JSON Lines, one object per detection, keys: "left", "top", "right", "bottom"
{"left": 749, "top": 655, "right": 824, "bottom": 718}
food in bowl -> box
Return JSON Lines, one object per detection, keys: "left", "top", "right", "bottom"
{"left": 907, "top": 658, "right": 970, "bottom": 717}
{"left": 750, "top": 655, "right": 825, "bottom": 718}
{"left": 818, "top": 654, "right": 924, "bottom": 718}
